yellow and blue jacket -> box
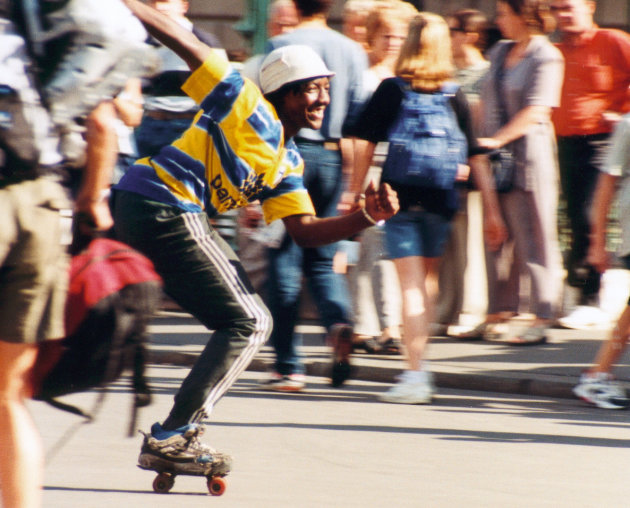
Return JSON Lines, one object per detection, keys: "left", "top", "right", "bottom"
{"left": 115, "top": 51, "right": 315, "bottom": 224}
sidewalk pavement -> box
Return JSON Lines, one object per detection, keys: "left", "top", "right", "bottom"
{"left": 147, "top": 310, "right": 630, "bottom": 401}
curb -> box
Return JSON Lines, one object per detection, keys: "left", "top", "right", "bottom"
{"left": 148, "top": 349, "right": 578, "bottom": 401}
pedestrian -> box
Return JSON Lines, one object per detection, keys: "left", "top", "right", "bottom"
{"left": 342, "top": 0, "right": 417, "bottom": 354}
{"left": 341, "top": 0, "right": 374, "bottom": 50}
{"left": 348, "top": 11, "right": 506, "bottom": 404}
{"left": 0, "top": 1, "right": 133, "bottom": 504}
{"left": 434, "top": 8, "right": 491, "bottom": 337}
{"left": 0, "top": 15, "right": 70, "bottom": 507}
{"left": 462, "top": 0, "right": 565, "bottom": 345}
{"left": 551, "top": 0, "right": 630, "bottom": 330}
{"left": 111, "top": 79, "right": 144, "bottom": 184}
{"left": 262, "top": 0, "right": 369, "bottom": 390}
{"left": 114, "top": 0, "right": 398, "bottom": 474}
{"left": 240, "top": 0, "right": 299, "bottom": 88}
{"left": 238, "top": 0, "right": 300, "bottom": 299}
{"left": 573, "top": 112, "right": 630, "bottom": 409}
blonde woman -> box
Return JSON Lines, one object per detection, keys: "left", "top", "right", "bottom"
{"left": 344, "top": 0, "right": 417, "bottom": 354}
{"left": 348, "top": 13, "right": 506, "bottom": 403}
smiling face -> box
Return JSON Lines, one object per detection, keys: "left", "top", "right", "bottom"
{"left": 279, "top": 77, "right": 331, "bottom": 137}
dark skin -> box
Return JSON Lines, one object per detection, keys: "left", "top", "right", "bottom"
{"left": 121, "top": 0, "right": 399, "bottom": 248}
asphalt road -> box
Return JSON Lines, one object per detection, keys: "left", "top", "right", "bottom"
{"left": 33, "top": 366, "right": 630, "bottom": 508}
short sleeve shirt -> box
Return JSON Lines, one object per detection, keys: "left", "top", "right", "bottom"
{"left": 552, "top": 28, "right": 630, "bottom": 137}
{"left": 481, "top": 37, "right": 564, "bottom": 190}
{"left": 602, "top": 114, "right": 630, "bottom": 256}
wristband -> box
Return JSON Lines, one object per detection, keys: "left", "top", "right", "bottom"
{"left": 361, "top": 206, "right": 384, "bottom": 226}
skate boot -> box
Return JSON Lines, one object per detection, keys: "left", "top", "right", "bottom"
{"left": 138, "top": 422, "right": 232, "bottom": 477}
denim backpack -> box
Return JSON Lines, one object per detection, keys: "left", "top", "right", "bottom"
{"left": 382, "top": 78, "right": 467, "bottom": 189}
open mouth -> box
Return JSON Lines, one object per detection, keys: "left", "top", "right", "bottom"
{"left": 308, "top": 108, "right": 326, "bottom": 123}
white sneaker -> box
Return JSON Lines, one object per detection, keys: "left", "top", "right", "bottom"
{"left": 573, "top": 372, "right": 629, "bottom": 410}
{"left": 258, "top": 372, "right": 306, "bottom": 392}
{"left": 557, "top": 306, "right": 611, "bottom": 330}
{"left": 379, "top": 370, "right": 435, "bottom": 404}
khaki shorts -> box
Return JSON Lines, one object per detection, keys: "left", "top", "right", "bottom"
{"left": 0, "top": 178, "right": 70, "bottom": 344}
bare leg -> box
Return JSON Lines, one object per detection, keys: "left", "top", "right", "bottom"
{"left": 591, "top": 305, "right": 630, "bottom": 374}
{"left": 0, "top": 341, "right": 43, "bottom": 508}
{"left": 394, "top": 256, "right": 440, "bottom": 371}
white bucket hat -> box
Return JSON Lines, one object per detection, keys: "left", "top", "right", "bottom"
{"left": 259, "top": 45, "right": 335, "bottom": 95}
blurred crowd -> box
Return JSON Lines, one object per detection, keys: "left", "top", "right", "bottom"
{"left": 2, "top": 0, "right": 630, "bottom": 506}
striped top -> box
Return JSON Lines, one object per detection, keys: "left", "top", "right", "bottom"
{"left": 115, "top": 51, "right": 315, "bottom": 224}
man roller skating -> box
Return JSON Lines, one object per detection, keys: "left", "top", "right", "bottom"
{"left": 116, "top": 0, "right": 399, "bottom": 494}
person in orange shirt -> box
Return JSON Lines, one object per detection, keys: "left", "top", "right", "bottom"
{"left": 551, "top": 0, "right": 630, "bottom": 329}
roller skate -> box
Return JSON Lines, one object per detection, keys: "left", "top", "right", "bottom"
{"left": 138, "top": 422, "right": 232, "bottom": 496}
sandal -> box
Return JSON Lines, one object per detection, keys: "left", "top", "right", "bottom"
{"left": 457, "top": 321, "right": 506, "bottom": 341}
{"left": 507, "top": 325, "right": 547, "bottom": 346}
{"left": 361, "top": 337, "right": 383, "bottom": 354}
{"left": 352, "top": 335, "right": 385, "bottom": 354}
{"left": 380, "top": 337, "right": 402, "bottom": 355}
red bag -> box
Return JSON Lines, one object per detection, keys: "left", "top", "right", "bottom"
{"left": 33, "top": 238, "right": 162, "bottom": 424}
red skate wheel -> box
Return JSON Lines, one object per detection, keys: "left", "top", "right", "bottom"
{"left": 207, "top": 476, "right": 226, "bottom": 496}
{"left": 153, "top": 473, "right": 174, "bottom": 493}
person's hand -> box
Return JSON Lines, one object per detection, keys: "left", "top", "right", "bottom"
{"left": 363, "top": 181, "right": 399, "bottom": 223}
{"left": 238, "top": 203, "right": 263, "bottom": 229}
{"left": 455, "top": 163, "right": 470, "bottom": 182}
{"left": 338, "top": 191, "right": 363, "bottom": 215}
{"left": 601, "top": 111, "right": 622, "bottom": 130}
{"left": 587, "top": 239, "right": 609, "bottom": 273}
{"left": 483, "top": 210, "right": 507, "bottom": 251}
{"left": 477, "top": 137, "right": 502, "bottom": 150}
{"left": 74, "top": 195, "right": 114, "bottom": 233}
{"left": 333, "top": 250, "right": 348, "bottom": 274}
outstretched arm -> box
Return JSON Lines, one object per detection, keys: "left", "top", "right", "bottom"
{"left": 283, "top": 181, "right": 398, "bottom": 248}
{"left": 121, "top": 0, "right": 212, "bottom": 72}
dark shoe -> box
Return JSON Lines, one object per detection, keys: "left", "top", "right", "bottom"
{"left": 329, "top": 324, "right": 353, "bottom": 387}
{"left": 361, "top": 337, "right": 383, "bottom": 354}
{"left": 380, "top": 337, "right": 402, "bottom": 355}
{"left": 352, "top": 334, "right": 381, "bottom": 354}
{"left": 456, "top": 321, "right": 504, "bottom": 341}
